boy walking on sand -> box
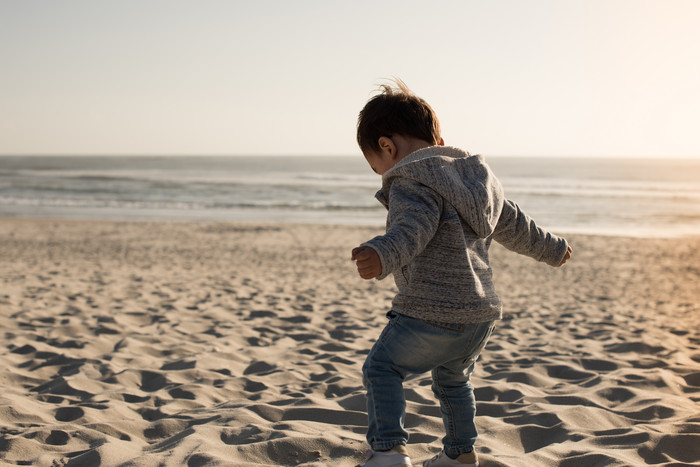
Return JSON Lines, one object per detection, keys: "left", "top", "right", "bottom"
{"left": 352, "top": 81, "right": 572, "bottom": 467}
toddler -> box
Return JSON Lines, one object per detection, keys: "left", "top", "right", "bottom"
{"left": 352, "top": 81, "right": 572, "bottom": 467}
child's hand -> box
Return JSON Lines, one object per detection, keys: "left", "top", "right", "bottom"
{"left": 558, "top": 245, "right": 573, "bottom": 266}
{"left": 351, "top": 246, "right": 382, "bottom": 280}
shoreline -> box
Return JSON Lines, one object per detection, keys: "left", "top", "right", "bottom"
{"left": 1, "top": 219, "right": 699, "bottom": 466}
{"left": 2, "top": 215, "right": 700, "bottom": 240}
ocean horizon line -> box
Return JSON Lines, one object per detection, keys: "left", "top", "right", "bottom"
{"left": 2, "top": 153, "right": 700, "bottom": 160}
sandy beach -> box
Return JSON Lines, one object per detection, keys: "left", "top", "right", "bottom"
{"left": 1, "top": 219, "right": 699, "bottom": 466}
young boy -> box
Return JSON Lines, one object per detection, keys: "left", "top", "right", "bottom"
{"left": 352, "top": 81, "right": 572, "bottom": 467}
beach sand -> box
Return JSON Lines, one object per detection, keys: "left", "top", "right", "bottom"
{"left": 1, "top": 219, "right": 699, "bottom": 466}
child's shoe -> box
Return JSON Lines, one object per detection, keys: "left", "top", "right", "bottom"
{"left": 360, "top": 445, "right": 411, "bottom": 467}
{"left": 423, "top": 449, "right": 478, "bottom": 466}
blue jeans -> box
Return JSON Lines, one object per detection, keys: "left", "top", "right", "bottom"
{"left": 362, "top": 311, "right": 495, "bottom": 457}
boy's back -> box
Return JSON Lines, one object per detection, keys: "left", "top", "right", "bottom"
{"left": 360, "top": 145, "right": 568, "bottom": 325}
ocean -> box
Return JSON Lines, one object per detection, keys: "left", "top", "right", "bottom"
{"left": 1, "top": 155, "right": 699, "bottom": 238}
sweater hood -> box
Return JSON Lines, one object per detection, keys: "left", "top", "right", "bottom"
{"left": 379, "top": 146, "right": 504, "bottom": 238}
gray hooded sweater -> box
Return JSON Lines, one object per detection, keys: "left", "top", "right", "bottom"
{"left": 363, "top": 146, "right": 569, "bottom": 324}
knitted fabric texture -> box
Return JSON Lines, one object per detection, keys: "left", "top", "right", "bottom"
{"left": 363, "top": 146, "right": 569, "bottom": 324}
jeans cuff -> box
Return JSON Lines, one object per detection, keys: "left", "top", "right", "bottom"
{"left": 445, "top": 446, "right": 473, "bottom": 458}
{"left": 372, "top": 440, "right": 405, "bottom": 451}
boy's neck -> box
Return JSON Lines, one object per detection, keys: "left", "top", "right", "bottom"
{"left": 393, "top": 135, "right": 443, "bottom": 162}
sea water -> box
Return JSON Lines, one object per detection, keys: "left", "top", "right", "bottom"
{"left": 1, "top": 155, "right": 699, "bottom": 237}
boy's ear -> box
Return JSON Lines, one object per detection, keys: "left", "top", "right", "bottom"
{"left": 377, "top": 136, "right": 397, "bottom": 158}
{"left": 438, "top": 137, "right": 445, "bottom": 146}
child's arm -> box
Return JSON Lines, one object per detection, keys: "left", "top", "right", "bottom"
{"left": 352, "top": 178, "right": 442, "bottom": 280}
{"left": 493, "top": 199, "right": 571, "bottom": 267}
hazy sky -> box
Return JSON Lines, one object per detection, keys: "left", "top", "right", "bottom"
{"left": 1, "top": 0, "right": 699, "bottom": 157}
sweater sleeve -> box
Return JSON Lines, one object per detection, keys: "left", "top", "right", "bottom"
{"left": 363, "top": 178, "right": 442, "bottom": 280}
{"left": 493, "top": 199, "right": 569, "bottom": 267}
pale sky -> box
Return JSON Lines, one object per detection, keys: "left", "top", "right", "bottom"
{"left": 1, "top": 0, "right": 699, "bottom": 157}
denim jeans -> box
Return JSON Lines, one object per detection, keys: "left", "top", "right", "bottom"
{"left": 362, "top": 311, "right": 495, "bottom": 457}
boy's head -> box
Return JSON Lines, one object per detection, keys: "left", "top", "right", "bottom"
{"left": 356, "top": 79, "right": 442, "bottom": 158}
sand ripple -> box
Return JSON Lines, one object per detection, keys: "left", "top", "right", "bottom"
{"left": 1, "top": 220, "right": 699, "bottom": 466}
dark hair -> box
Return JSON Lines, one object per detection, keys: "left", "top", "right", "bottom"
{"left": 357, "top": 79, "right": 441, "bottom": 153}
